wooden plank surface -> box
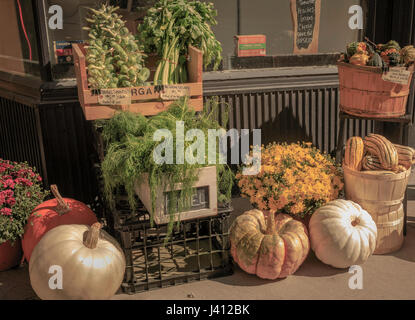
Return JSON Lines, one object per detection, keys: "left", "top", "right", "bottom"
{"left": 84, "top": 98, "right": 204, "bottom": 120}
{"left": 82, "top": 82, "right": 203, "bottom": 105}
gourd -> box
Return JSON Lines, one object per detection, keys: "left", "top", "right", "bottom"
{"left": 383, "top": 40, "right": 401, "bottom": 51}
{"left": 346, "top": 42, "right": 359, "bottom": 57}
{"left": 344, "top": 136, "right": 364, "bottom": 171}
{"left": 347, "top": 42, "right": 366, "bottom": 57}
{"left": 229, "top": 210, "right": 309, "bottom": 280}
{"left": 387, "top": 52, "right": 401, "bottom": 67}
{"left": 309, "top": 200, "right": 377, "bottom": 268}
{"left": 362, "top": 155, "right": 383, "bottom": 171}
{"left": 29, "top": 223, "right": 125, "bottom": 300}
{"left": 363, "top": 134, "right": 398, "bottom": 171}
{"left": 363, "top": 154, "right": 407, "bottom": 173}
{"left": 394, "top": 144, "right": 415, "bottom": 169}
{"left": 349, "top": 53, "right": 369, "bottom": 66}
{"left": 367, "top": 52, "right": 384, "bottom": 67}
{"left": 401, "top": 45, "right": 415, "bottom": 65}
{"left": 22, "top": 185, "right": 98, "bottom": 262}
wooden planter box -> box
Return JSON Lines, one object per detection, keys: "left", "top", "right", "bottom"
{"left": 73, "top": 43, "right": 203, "bottom": 120}
{"left": 134, "top": 166, "right": 218, "bottom": 225}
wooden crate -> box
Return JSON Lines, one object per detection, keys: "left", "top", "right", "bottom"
{"left": 73, "top": 43, "right": 203, "bottom": 120}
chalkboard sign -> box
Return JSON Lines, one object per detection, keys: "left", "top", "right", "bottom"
{"left": 290, "top": 0, "right": 321, "bottom": 54}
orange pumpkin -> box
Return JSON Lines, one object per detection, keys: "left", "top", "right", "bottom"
{"left": 229, "top": 210, "right": 309, "bottom": 280}
{"left": 22, "top": 185, "right": 97, "bottom": 262}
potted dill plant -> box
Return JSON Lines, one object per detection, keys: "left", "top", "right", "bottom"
{"left": 100, "top": 97, "right": 233, "bottom": 236}
{"left": 0, "top": 159, "right": 48, "bottom": 271}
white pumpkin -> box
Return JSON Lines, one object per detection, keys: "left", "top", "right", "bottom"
{"left": 29, "top": 223, "right": 125, "bottom": 300}
{"left": 309, "top": 199, "right": 377, "bottom": 268}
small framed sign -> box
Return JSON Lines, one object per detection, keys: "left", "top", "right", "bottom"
{"left": 54, "top": 40, "right": 84, "bottom": 64}
{"left": 135, "top": 166, "right": 218, "bottom": 225}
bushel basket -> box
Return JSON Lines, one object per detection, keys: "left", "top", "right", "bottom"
{"left": 343, "top": 165, "right": 411, "bottom": 254}
{"left": 337, "top": 62, "right": 414, "bottom": 118}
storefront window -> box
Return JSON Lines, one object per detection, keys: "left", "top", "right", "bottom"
{"left": 208, "top": 0, "right": 366, "bottom": 69}
{"left": 44, "top": 0, "right": 157, "bottom": 80}
{"left": 41, "top": 0, "right": 366, "bottom": 80}
{"left": 0, "top": 0, "right": 40, "bottom": 78}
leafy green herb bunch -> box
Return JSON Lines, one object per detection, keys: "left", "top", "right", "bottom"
{"left": 137, "top": 0, "right": 223, "bottom": 84}
{"left": 100, "top": 97, "right": 233, "bottom": 235}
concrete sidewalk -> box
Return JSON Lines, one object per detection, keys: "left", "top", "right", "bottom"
{"left": 1, "top": 199, "right": 415, "bottom": 300}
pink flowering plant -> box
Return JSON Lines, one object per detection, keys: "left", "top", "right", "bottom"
{"left": 0, "top": 159, "right": 48, "bottom": 244}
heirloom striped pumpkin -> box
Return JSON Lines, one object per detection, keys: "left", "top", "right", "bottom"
{"left": 363, "top": 154, "right": 407, "bottom": 173}
{"left": 363, "top": 134, "right": 398, "bottom": 171}
{"left": 230, "top": 210, "right": 309, "bottom": 280}
{"left": 362, "top": 155, "right": 383, "bottom": 171}
{"left": 344, "top": 136, "right": 365, "bottom": 171}
{"left": 393, "top": 144, "right": 415, "bottom": 169}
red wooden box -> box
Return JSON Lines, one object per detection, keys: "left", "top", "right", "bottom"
{"left": 234, "top": 35, "right": 266, "bottom": 57}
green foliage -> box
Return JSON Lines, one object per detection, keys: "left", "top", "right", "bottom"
{"left": 138, "top": 0, "right": 223, "bottom": 84}
{"left": 100, "top": 97, "right": 233, "bottom": 235}
{"left": 83, "top": 4, "right": 149, "bottom": 89}
{"left": 0, "top": 160, "right": 49, "bottom": 244}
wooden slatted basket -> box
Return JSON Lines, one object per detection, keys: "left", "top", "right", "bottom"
{"left": 343, "top": 165, "right": 411, "bottom": 254}
{"left": 337, "top": 62, "right": 414, "bottom": 118}
{"left": 73, "top": 43, "right": 203, "bottom": 120}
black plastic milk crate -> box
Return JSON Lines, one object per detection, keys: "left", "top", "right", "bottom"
{"left": 105, "top": 193, "right": 234, "bottom": 294}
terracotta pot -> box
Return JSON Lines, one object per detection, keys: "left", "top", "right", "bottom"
{"left": 0, "top": 240, "right": 22, "bottom": 271}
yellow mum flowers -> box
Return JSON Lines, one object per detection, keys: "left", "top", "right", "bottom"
{"left": 236, "top": 142, "right": 344, "bottom": 218}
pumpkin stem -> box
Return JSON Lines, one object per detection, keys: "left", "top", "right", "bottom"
{"left": 351, "top": 218, "right": 360, "bottom": 227}
{"left": 50, "top": 184, "right": 70, "bottom": 215}
{"left": 84, "top": 222, "right": 102, "bottom": 249}
{"left": 266, "top": 211, "right": 276, "bottom": 235}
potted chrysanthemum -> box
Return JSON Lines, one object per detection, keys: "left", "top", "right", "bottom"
{"left": 0, "top": 159, "right": 48, "bottom": 271}
{"left": 236, "top": 142, "right": 344, "bottom": 226}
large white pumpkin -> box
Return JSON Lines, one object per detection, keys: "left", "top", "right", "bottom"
{"left": 29, "top": 223, "right": 125, "bottom": 300}
{"left": 309, "top": 199, "right": 377, "bottom": 268}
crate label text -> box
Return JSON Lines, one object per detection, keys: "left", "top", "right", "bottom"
{"left": 382, "top": 67, "right": 411, "bottom": 85}
{"left": 160, "top": 85, "right": 190, "bottom": 100}
{"left": 98, "top": 88, "right": 131, "bottom": 105}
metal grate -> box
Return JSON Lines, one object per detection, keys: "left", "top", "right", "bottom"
{"left": 0, "top": 97, "right": 46, "bottom": 180}
{"left": 204, "top": 87, "right": 374, "bottom": 156}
